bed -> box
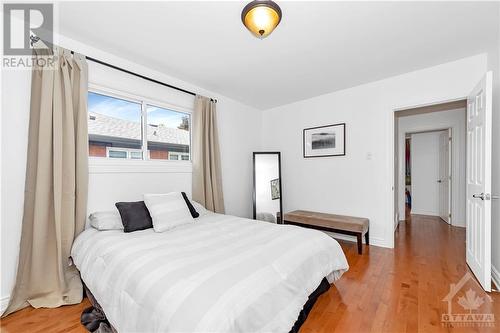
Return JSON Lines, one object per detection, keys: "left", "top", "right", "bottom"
{"left": 71, "top": 211, "right": 349, "bottom": 333}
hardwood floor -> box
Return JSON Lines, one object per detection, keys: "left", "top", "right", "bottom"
{"left": 1, "top": 214, "right": 499, "bottom": 332}
{"left": 0, "top": 298, "right": 90, "bottom": 333}
{"left": 301, "top": 214, "right": 500, "bottom": 333}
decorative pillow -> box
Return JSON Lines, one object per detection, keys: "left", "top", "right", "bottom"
{"left": 115, "top": 201, "right": 153, "bottom": 233}
{"left": 181, "top": 192, "right": 199, "bottom": 218}
{"left": 89, "top": 210, "right": 124, "bottom": 231}
{"left": 144, "top": 192, "right": 194, "bottom": 232}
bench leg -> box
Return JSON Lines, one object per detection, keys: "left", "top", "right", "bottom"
{"left": 356, "top": 233, "right": 362, "bottom": 254}
{"left": 365, "top": 230, "right": 369, "bottom": 246}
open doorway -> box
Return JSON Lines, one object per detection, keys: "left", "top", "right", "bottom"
{"left": 404, "top": 129, "right": 451, "bottom": 223}
{"left": 391, "top": 72, "right": 493, "bottom": 291}
{"left": 394, "top": 100, "right": 467, "bottom": 227}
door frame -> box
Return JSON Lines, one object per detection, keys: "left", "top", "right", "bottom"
{"left": 389, "top": 96, "right": 466, "bottom": 248}
{"left": 439, "top": 129, "right": 452, "bottom": 224}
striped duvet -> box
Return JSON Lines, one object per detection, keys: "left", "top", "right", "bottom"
{"left": 71, "top": 212, "right": 349, "bottom": 333}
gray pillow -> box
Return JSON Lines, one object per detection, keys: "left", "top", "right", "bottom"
{"left": 115, "top": 201, "right": 153, "bottom": 233}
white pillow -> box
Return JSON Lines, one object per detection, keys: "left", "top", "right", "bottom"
{"left": 192, "top": 200, "right": 210, "bottom": 216}
{"left": 144, "top": 192, "right": 194, "bottom": 232}
{"left": 89, "top": 210, "right": 124, "bottom": 231}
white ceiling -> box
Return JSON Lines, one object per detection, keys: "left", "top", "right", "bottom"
{"left": 59, "top": 1, "right": 499, "bottom": 110}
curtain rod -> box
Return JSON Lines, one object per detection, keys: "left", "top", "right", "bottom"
{"left": 70, "top": 51, "right": 217, "bottom": 103}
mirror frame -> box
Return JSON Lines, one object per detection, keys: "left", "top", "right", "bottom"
{"left": 252, "top": 152, "right": 283, "bottom": 224}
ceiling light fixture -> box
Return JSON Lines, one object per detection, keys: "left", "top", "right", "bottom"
{"left": 241, "top": 0, "right": 282, "bottom": 39}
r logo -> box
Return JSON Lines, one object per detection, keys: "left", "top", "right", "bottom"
{"left": 3, "top": 3, "right": 53, "bottom": 55}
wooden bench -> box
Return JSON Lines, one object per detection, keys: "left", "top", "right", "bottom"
{"left": 283, "top": 210, "right": 370, "bottom": 254}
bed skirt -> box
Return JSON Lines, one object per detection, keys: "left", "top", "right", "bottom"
{"left": 81, "top": 278, "right": 330, "bottom": 333}
{"left": 289, "top": 277, "right": 330, "bottom": 333}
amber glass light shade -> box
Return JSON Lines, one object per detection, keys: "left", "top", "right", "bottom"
{"left": 241, "top": 1, "right": 282, "bottom": 39}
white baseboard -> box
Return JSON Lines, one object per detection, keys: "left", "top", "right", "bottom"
{"left": 410, "top": 210, "right": 439, "bottom": 216}
{"left": 322, "top": 231, "right": 387, "bottom": 248}
{"left": 492, "top": 265, "right": 500, "bottom": 291}
{"left": 1, "top": 295, "right": 10, "bottom": 314}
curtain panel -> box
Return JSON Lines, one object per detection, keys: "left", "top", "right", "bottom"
{"left": 192, "top": 96, "right": 225, "bottom": 213}
{"left": 3, "top": 47, "right": 88, "bottom": 316}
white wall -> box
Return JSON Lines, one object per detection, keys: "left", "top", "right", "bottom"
{"left": 397, "top": 108, "right": 466, "bottom": 226}
{"left": 262, "top": 54, "right": 487, "bottom": 248}
{"left": 410, "top": 131, "right": 443, "bottom": 216}
{"left": 1, "top": 69, "right": 32, "bottom": 311}
{"left": 0, "top": 34, "right": 262, "bottom": 310}
{"left": 217, "top": 98, "right": 263, "bottom": 218}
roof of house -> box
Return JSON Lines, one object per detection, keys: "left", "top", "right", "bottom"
{"left": 88, "top": 112, "right": 190, "bottom": 145}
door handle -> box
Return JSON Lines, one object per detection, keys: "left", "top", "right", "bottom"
{"left": 437, "top": 180, "right": 442, "bottom": 183}
{"left": 473, "top": 193, "right": 486, "bottom": 200}
{"left": 472, "top": 193, "right": 495, "bottom": 200}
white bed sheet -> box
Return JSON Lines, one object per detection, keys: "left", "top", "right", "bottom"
{"left": 71, "top": 213, "right": 349, "bottom": 333}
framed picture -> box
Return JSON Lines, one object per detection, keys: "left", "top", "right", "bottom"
{"left": 270, "top": 178, "right": 280, "bottom": 200}
{"left": 303, "top": 123, "right": 345, "bottom": 158}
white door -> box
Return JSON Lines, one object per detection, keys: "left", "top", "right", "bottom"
{"left": 411, "top": 132, "right": 441, "bottom": 216}
{"left": 466, "top": 71, "right": 492, "bottom": 292}
{"left": 438, "top": 130, "right": 451, "bottom": 224}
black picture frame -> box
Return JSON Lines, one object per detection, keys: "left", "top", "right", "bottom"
{"left": 303, "top": 123, "right": 346, "bottom": 158}
{"left": 253, "top": 152, "right": 283, "bottom": 224}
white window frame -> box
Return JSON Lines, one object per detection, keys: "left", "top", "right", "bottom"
{"left": 88, "top": 84, "right": 193, "bottom": 174}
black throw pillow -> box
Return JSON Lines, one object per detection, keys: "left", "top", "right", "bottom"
{"left": 115, "top": 201, "right": 153, "bottom": 232}
{"left": 181, "top": 192, "right": 199, "bottom": 218}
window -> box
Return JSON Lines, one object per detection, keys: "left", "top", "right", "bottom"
{"left": 88, "top": 92, "right": 142, "bottom": 159}
{"left": 108, "top": 149, "right": 128, "bottom": 159}
{"left": 88, "top": 91, "right": 191, "bottom": 161}
{"left": 106, "top": 147, "right": 143, "bottom": 159}
{"left": 130, "top": 151, "right": 143, "bottom": 160}
{"left": 147, "top": 105, "right": 190, "bottom": 161}
{"left": 168, "top": 152, "right": 190, "bottom": 161}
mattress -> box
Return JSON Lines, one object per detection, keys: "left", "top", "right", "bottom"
{"left": 71, "top": 212, "right": 349, "bottom": 333}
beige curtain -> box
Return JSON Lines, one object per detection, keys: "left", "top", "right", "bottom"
{"left": 3, "top": 47, "right": 88, "bottom": 316}
{"left": 192, "top": 96, "right": 225, "bottom": 213}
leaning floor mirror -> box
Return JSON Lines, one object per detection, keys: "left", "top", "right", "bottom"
{"left": 253, "top": 152, "right": 283, "bottom": 224}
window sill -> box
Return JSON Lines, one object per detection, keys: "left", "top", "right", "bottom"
{"left": 88, "top": 157, "right": 192, "bottom": 174}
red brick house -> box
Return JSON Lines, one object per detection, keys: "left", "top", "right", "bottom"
{"left": 88, "top": 112, "right": 190, "bottom": 160}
